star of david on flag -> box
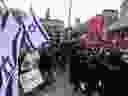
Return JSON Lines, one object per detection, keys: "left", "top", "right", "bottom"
{"left": 0, "top": 15, "right": 50, "bottom": 96}
{"left": 18, "top": 16, "right": 49, "bottom": 49}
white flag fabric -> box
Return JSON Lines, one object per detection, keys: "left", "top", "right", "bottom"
{"left": 0, "top": 15, "right": 49, "bottom": 96}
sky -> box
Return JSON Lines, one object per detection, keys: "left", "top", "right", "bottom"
{"left": 5, "top": 0, "right": 121, "bottom": 27}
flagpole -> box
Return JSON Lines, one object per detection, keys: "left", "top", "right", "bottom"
{"left": 65, "top": 0, "right": 73, "bottom": 93}
{"left": 68, "top": 0, "right": 72, "bottom": 28}
{"left": 66, "top": 0, "right": 72, "bottom": 40}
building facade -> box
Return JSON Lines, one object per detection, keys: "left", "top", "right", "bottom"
{"left": 40, "top": 18, "right": 65, "bottom": 44}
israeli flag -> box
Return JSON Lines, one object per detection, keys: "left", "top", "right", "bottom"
{"left": 16, "top": 16, "right": 49, "bottom": 49}
{"left": 0, "top": 15, "right": 49, "bottom": 96}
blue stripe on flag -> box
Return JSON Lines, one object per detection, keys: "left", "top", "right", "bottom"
{"left": 0, "top": 71, "right": 2, "bottom": 88}
{"left": 6, "top": 76, "right": 13, "bottom": 96}
{"left": 32, "top": 16, "right": 49, "bottom": 41}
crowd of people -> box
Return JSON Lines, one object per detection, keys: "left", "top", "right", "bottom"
{"left": 0, "top": 0, "right": 128, "bottom": 96}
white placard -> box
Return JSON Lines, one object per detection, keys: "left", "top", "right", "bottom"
{"left": 20, "top": 69, "right": 44, "bottom": 93}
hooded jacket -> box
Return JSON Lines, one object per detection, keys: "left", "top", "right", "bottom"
{"left": 87, "top": 16, "right": 104, "bottom": 32}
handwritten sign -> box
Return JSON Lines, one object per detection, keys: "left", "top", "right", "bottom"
{"left": 80, "top": 32, "right": 128, "bottom": 48}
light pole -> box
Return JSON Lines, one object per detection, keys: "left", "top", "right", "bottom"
{"left": 67, "top": 0, "right": 72, "bottom": 40}
{"left": 65, "top": 0, "right": 73, "bottom": 94}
